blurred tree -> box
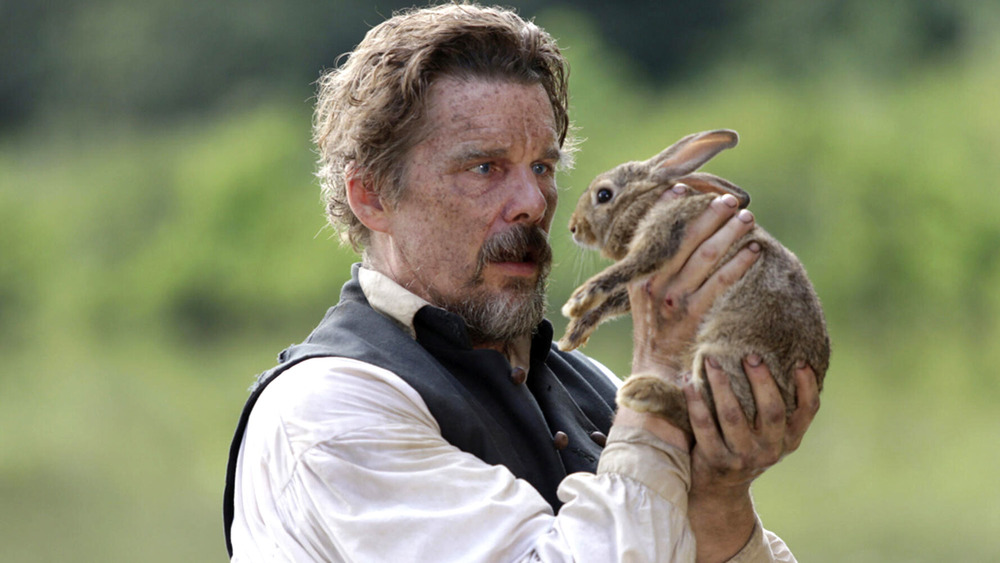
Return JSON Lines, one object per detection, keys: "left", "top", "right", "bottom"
{"left": 731, "top": 0, "right": 968, "bottom": 77}
{"left": 0, "top": 0, "right": 985, "bottom": 132}
{"left": 0, "top": 2, "right": 55, "bottom": 127}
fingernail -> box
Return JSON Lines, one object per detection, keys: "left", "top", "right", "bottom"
{"left": 738, "top": 209, "right": 754, "bottom": 223}
{"left": 795, "top": 359, "right": 807, "bottom": 369}
{"left": 706, "top": 356, "right": 721, "bottom": 369}
{"left": 746, "top": 354, "right": 762, "bottom": 367}
{"left": 718, "top": 194, "right": 739, "bottom": 208}
{"left": 748, "top": 241, "right": 761, "bottom": 253}
{"left": 671, "top": 183, "right": 687, "bottom": 195}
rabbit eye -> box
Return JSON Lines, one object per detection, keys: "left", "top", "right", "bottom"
{"left": 596, "top": 188, "right": 613, "bottom": 204}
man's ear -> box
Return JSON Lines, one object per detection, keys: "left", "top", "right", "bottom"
{"left": 345, "top": 165, "right": 391, "bottom": 233}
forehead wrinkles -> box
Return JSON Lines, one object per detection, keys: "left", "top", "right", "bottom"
{"left": 421, "top": 79, "right": 558, "bottom": 156}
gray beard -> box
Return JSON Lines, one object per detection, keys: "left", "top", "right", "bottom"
{"left": 431, "top": 224, "right": 552, "bottom": 346}
{"left": 438, "top": 275, "right": 548, "bottom": 346}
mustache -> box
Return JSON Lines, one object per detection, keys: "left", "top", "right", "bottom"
{"left": 480, "top": 224, "right": 552, "bottom": 265}
{"left": 473, "top": 224, "right": 553, "bottom": 280}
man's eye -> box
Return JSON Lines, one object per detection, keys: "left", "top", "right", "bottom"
{"left": 472, "top": 162, "right": 494, "bottom": 175}
{"left": 532, "top": 162, "right": 552, "bottom": 175}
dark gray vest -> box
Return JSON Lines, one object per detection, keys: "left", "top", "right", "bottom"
{"left": 223, "top": 265, "right": 619, "bottom": 555}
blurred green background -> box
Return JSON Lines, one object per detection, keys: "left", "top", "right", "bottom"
{"left": 2, "top": 0, "right": 998, "bottom": 560}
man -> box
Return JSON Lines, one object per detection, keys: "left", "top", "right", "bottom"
{"left": 224, "top": 4, "right": 820, "bottom": 561}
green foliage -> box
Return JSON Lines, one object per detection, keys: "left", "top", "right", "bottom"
{"left": 2, "top": 4, "right": 1000, "bottom": 561}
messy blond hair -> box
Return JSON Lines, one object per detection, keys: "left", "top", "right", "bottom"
{"left": 313, "top": 3, "right": 573, "bottom": 250}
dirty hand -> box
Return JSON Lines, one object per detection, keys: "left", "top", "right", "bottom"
{"left": 629, "top": 186, "right": 760, "bottom": 381}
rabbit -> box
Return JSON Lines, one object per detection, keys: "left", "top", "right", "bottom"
{"left": 558, "top": 129, "right": 830, "bottom": 436}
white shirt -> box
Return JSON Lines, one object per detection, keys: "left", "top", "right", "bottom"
{"left": 230, "top": 268, "right": 795, "bottom": 562}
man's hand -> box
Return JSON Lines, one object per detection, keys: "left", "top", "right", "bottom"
{"left": 621, "top": 186, "right": 757, "bottom": 449}
{"left": 688, "top": 357, "right": 820, "bottom": 489}
{"left": 629, "top": 187, "right": 760, "bottom": 381}
{"left": 685, "top": 357, "right": 821, "bottom": 562}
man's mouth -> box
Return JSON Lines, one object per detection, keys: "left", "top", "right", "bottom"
{"left": 477, "top": 225, "right": 553, "bottom": 279}
{"left": 491, "top": 246, "right": 540, "bottom": 265}
{"left": 487, "top": 248, "right": 543, "bottom": 277}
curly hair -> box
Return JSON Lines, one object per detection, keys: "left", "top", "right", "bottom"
{"left": 312, "top": 2, "right": 573, "bottom": 251}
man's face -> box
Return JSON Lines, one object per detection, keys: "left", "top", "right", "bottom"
{"left": 377, "top": 77, "right": 561, "bottom": 346}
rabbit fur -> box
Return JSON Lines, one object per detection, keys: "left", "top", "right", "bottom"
{"left": 558, "top": 129, "right": 830, "bottom": 435}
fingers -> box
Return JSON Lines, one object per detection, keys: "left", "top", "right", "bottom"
{"left": 684, "top": 373, "right": 728, "bottom": 459}
{"left": 744, "top": 355, "right": 786, "bottom": 464}
{"left": 785, "top": 363, "right": 820, "bottom": 453}
{"left": 669, "top": 197, "right": 754, "bottom": 290}
{"left": 647, "top": 193, "right": 757, "bottom": 316}
{"left": 705, "top": 356, "right": 753, "bottom": 452}
{"left": 659, "top": 182, "right": 691, "bottom": 202}
{"left": 687, "top": 355, "right": 788, "bottom": 483}
{"left": 686, "top": 357, "right": 760, "bottom": 484}
{"left": 690, "top": 243, "right": 761, "bottom": 313}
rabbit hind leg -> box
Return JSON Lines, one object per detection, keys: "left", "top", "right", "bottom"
{"left": 616, "top": 375, "right": 692, "bottom": 436}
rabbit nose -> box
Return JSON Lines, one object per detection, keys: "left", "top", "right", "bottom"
{"left": 570, "top": 225, "right": 577, "bottom": 234}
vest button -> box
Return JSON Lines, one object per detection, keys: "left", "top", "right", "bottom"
{"left": 553, "top": 431, "right": 569, "bottom": 450}
{"left": 589, "top": 431, "right": 607, "bottom": 447}
{"left": 510, "top": 367, "right": 527, "bottom": 385}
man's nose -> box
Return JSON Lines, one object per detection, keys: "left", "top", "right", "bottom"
{"left": 503, "top": 167, "right": 549, "bottom": 224}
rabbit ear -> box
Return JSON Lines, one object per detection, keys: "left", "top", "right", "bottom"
{"left": 649, "top": 129, "right": 739, "bottom": 184}
{"left": 677, "top": 172, "right": 751, "bottom": 208}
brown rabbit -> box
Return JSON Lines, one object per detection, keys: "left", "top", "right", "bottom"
{"left": 558, "top": 129, "right": 830, "bottom": 435}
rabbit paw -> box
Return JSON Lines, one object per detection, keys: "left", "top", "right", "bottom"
{"left": 557, "top": 316, "right": 595, "bottom": 351}
{"left": 562, "top": 283, "right": 604, "bottom": 318}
